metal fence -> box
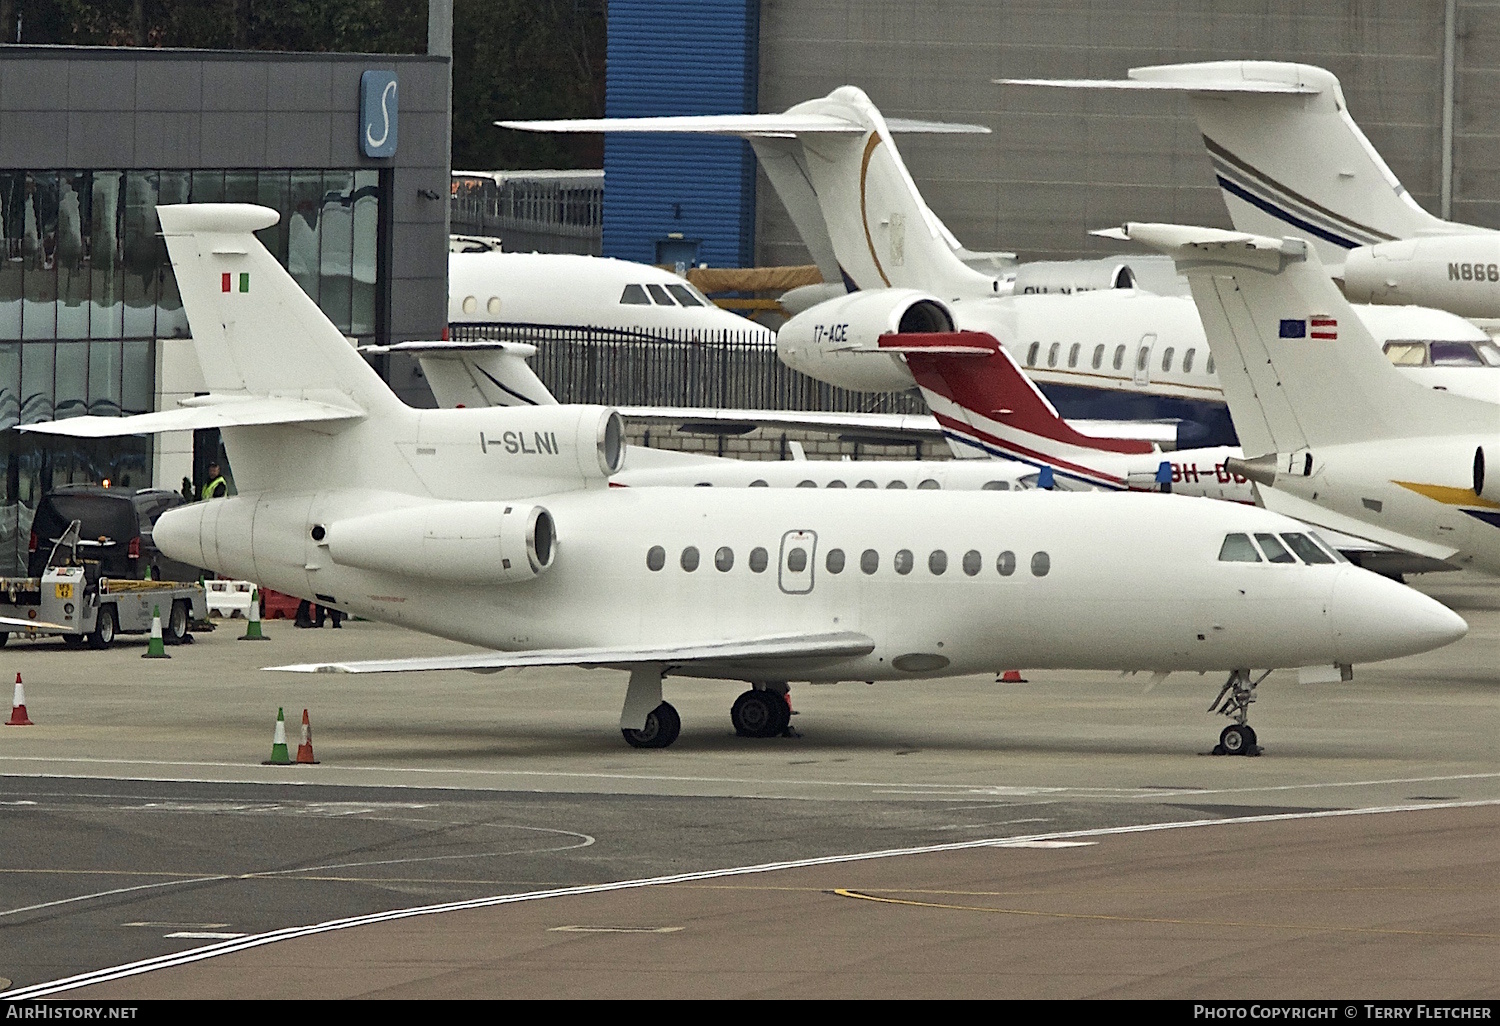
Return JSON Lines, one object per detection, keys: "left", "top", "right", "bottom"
{"left": 448, "top": 323, "right": 926, "bottom": 415}
{"left": 450, "top": 173, "right": 603, "bottom": 255}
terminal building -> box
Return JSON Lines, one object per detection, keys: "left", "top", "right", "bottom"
{"left": 0, "top": 45, "right": 450, "bottom": 573}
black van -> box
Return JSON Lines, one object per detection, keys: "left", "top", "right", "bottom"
{"left": 28, "top": 486, "right": 197, "bottom": 582}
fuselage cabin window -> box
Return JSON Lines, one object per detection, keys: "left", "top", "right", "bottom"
{"left": 929, "top": 550, "right": 948, "bottom": 575}
{"left": 681, "top": 546, "right": 700, "bottom": 571}
{"left": 918, "top": 479, "right": 940, "bottom": 490}
{"left": 1183, "top": 349, "right": 1195, "bottom": 374}
{"left": 860, "top": 549, "right": 880, "bottom": 574}
{"left": 1047, "top": 342, "right": 1060, "bottom": 367}
{"left": 887, "top": 480, "right": 907, "bottom": 489}
{"left": 826, "top": 480, "right": 847, "bottom": 488}
{"left": 1027, "top": 342, "right": 1040, "bottom": 365}
{"left": 1068, "top": 343, "right": 1080, "bottom": 368}
{"left": 962, "top": 549, "right": 982, "bottom": 576}
{"left": 997, "top": 550, "right": 1017, "bottom": 576}
{"left": 646, "top": 545, "right": 665, "bottom": 571}
{"left": 1207, "top": 354, "right": 1216, "bottom": 375}
{"left": 749, "top": 547, "right": 769, "bottom": 573}
{"left": 715, "top": 546, "right": 735, "bottom": 572}
{"left": 787, "top": 547, "right": 808, "bottom": 572}
{"left": 1031, "top": 551, "right": 1051, "bottom": 577}
{"left": 894, "top": 549, "right": 914, "bottom": 575}
{"left": 1161, "top": 347, "right": 1174, "bottom": 372}
{"left": 797, "top": 480, "right": 817, "bottom": 488}
{"left": 1092, "top": 344, "right": 1105, "bottom": 369}
{"left": 826, "top": 548, "right": 846, "bottom": 573}
{"left": 857, "top": 480, "right": 877, "bottom": 489}
{"left": 1113, "top": 345, "right": 1126, "bottom": 371}
{"left": 750, "top": 479, "right": 769, "bottom": 487}
{"left": 981, "top": 480, "right": 1008, "bottom": 491}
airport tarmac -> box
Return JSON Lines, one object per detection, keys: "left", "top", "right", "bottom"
{"left": 2, "top": 571, "right": 1498, "bottom": 997}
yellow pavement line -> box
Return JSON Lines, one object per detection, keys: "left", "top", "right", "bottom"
{"left": 832, "top": 889, "right": 1500, "bottom": 940}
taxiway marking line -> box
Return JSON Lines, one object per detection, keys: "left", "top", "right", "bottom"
{"left": 831, "top": 889, "right": 1500, "bottom": 940}
{"left": 5, "top": 796, "right": 1499, "bottom": 1000}
{"left": 6, "top": 762, "right": 1500, "bottom": 802}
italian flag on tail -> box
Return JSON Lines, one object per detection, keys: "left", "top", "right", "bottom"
{"left": 221, "top": 272, "right": 250, "bottom": 293}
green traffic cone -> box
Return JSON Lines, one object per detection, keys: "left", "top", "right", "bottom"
{"left": 142, "top": 604, "right": 170, "bottom": 659}
{"left": 262, "top": 707, "right": 291, "bottom": 765}
{"left": 239, "top": 589, "right": 269, "bottom": 641}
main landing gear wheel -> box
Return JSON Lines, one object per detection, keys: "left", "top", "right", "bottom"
{"left": 621, "top": 701, "right": 681, "bottom": 749}
{"left": 731, "top": 689, "right": 790, "bottom": 738}
{"left": 1218, "top": 724, "right": 1258, "bottom": 756}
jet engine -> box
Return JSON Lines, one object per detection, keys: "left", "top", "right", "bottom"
{"left": 776, "top": 288, "right": 953, "bottom": 392}
{"left": 1343, "top": 235, "right": 1500, "bottom": 319}
{"left": 1012, "top": 260, "right": 1135, "bottom": 296}
{"left": 328, "top": 502, "right": 556, "bottom": 583}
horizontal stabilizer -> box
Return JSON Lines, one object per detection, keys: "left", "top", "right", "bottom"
{"left": 20, "top": 395, "right": 365, "bottom": 438}
{"left": 615, "top": 406, "right": 946, "bottom": 439}
{"left": 268, "top": 631, "right": 876, "bottom": 675}
{"left": 361, "top": 340, "right": 538, "bottom": 358}
{"left": 497, "top": 113, "right": 990, "bottom": 137}
{"left": 998, "top": 77, "right": 1316, "bottom": 94}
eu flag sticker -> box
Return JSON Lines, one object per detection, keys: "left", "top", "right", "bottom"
{"left": 1279, "top": 318, "right": 1307, "bottom": 338}
{"left": 360, "top": 70, "right": 399, "bottom": 158}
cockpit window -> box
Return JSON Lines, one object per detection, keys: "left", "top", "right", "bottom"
{"left": 1310, "top": 532, "right": 1349, "bottom": 562}
{"left": 1477, "top": 340, "right": 1500, "bottom": 366}
{"left": 1383, "top": 341, "right": 1427, "bottom": 366}
{"left": 1280, "top": 532, "right": 1335, "bottom": 564}
{"left": 646, "top": 284, "right": 675, "bottom": 306}
{"left": 1431, "top": 340, "right": 1484, "bottom": 366}
{"left": 620, "top": 284, "right": 650, "bottom": 305}
{"left": 665, "top": 284, "right": 703, "bottom": 307}
{"left": 1254, "top": 533, "right": 1298, "bottom": 564}
{"left": 1218, "top": 533, "right": 1262, "bottom": 562}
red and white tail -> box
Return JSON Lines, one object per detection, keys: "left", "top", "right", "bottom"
{"left": 886, "top": 331, "right": 1153, "bottom": 489}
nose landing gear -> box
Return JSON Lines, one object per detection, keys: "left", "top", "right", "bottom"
{"left": 1210, "top": 668, "right": 1269, "bottom": 756}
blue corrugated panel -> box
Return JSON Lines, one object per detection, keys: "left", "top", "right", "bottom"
{"left": 604, "top": 0, "right": 759, "bottom": 269}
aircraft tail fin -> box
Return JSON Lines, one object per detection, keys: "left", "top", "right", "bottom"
{"left": 1102, "top": 223, "right": 1499, "bottom": 456}
{"left": 1001, "top": 61, "right": 1460, "bottom": 266}
{"left": 363, "top": 340, "right": 558, "bottom": 409}
{"left": 887, "top": 330, "right": 1153, "bottom": 488}
{"left": 500, "top": 89, "right": 1000, "bottom": 298}
{"left": 156, "top": 204, "right": 402, "bottom": 416}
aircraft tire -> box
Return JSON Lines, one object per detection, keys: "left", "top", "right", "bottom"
{"left": 731, "top": 689, "right": 785, "bottom": 738}
{"left": 1219, "top": 724, "right": 1254, "bottom": 756}
{"left": 622, "top": 701, "right": 681, "bottom": 749}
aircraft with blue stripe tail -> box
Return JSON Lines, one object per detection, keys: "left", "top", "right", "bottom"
{"left": 1000, "top": 61, "right": 1500, "bottom": 320}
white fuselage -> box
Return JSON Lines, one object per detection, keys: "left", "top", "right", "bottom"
{"left": 448, "top": 251, "right": 771, "bottom": 340}
{"left": 155, "top": 470, "right": 1462, "bottom": 681}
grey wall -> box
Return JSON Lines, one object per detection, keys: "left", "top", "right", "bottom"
{"left": 755, "top": 0, "right": 1484, "bottom": 266}
{"left": 0, "top": 45, "right": 450, "bottom": 351}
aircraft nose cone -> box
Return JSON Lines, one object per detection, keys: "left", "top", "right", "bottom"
{"left": 1331, "top": 567, "right": 1467, "bottom": 663}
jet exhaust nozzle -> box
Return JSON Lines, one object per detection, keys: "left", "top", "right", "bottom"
{"left": 1226, "top": 454, "right": 1277, "bottom": 487}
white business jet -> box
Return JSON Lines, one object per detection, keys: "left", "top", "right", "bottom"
{"left": 1000, "top": 61, "right": 1500, "bottom": 321}
{"left": 448, "top": 244, "right": 769, "bottom": 341}
{"left": 1102, "top": 221, "right": 1500, "bottom": 576}
{"left": 503, "top": 87, "right": 1490, "bottom": 447}
{"left": 26, "top": 204, "right": 1464, "bottom": 756}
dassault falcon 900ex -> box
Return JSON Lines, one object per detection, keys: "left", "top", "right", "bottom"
{"left": 24, "top": 204, "right": 1466, "bottom": 755}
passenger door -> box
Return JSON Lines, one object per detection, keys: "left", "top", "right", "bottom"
{"left": 1134, "top": 333, "right": 1156, "bottom": 387}
{"left": 778, "top": 530, "right": 817, "bottom": 595}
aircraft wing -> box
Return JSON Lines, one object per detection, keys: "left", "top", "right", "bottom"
{"left": 497, "top": 114, "right": 990, "bottom": 137}
{"left": 19, "top": 395, "right": 365, "bottom": 438}
{"left": 268, "top": 631, "right": 877, "bottom": 675}
{"left": 1257, "top": 485, "right": 1461, "bottom": 562}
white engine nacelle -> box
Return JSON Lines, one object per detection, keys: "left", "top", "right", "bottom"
{"left": 1012, "top": 259, "right": 1135, "bottom": 296}
{"left": 328, "top": 502, "right": 555, "bottom": 583}
{"left": 776, "top": 288, "right": 954, "bottom": 392}
{"left": 1343, "top": 235, "right": 1500, "bottom": 319}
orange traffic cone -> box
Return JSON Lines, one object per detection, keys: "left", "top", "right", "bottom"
{"left": 6, "top": 673, "right": 33, "bottom": 726}
{"left": 999, "top": 670, "right": 1028, "bottom": 684}
{"left": 294, "top": 708, "right": 319, "bottom": 765}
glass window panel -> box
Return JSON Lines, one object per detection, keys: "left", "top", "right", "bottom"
{"left": 121, "top": 339, "right": 152, "bottom": 416}
{"left": 1218, "top": 533, "right": 1262, "bottom": 563}
{"left": 255, "top": 170, "right": 290, "bottom": 266}
{"left": 288, "top": 171, "right": 324, "bottom": 305}
{"left": 155, "top": 172, "right": 190, "bottom": 338}
{"left": 20, "top": 341, "right": 53, "bottom": 424}
{"left": 54, "top": 341, "right": 87, "bottom": 420}
{"left": 89, "top": 171, "right": 124, "bottom": 339}
{"left": 0, "top": 342, "right": 19, "bottom": 429}
{"left": 223, "top": 170, "right": 257, "bottom": 205}
{"left": 88, "top": 339, "right": 122, "bottom": 416}
{"left": 122, "top": 171, "right": 161, "bottom": 338}
{"left": 1254, "top": 532, "right": 1298, "bottom": 564}
{"left": 1280, "top": 532, "right": 1335, "bottom": 564}
{"left": 0, "top": 173, "right": 22, "bottom": 339}
{"left": 55, "top": 172, "right": 89, "bottom": 339}
{"left": 190, "top": 170, "right": 224, "bottom": 203}
{"left": 319, "top": 171, "right": 354, "bottom": 333}
{"left": 351, "top": 169, "right": 378, "bottom": 337}
{"left": 21, "top": 173, "right": 58, "bottom": 340}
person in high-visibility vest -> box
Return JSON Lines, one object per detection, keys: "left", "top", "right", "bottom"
{"left": 201, "top": 462, "right": 229, "bottom": 501}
